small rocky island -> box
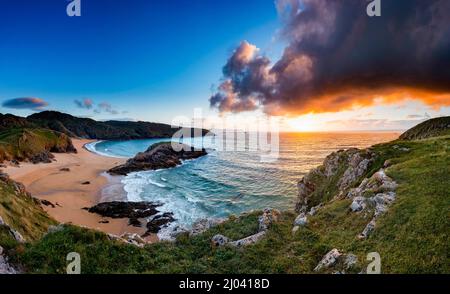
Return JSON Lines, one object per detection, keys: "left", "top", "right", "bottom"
{"left": 108, "top": 142, "right": 207, "bottom": 175}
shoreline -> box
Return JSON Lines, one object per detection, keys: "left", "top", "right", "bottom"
{"left": 3, "top": 139, "right": 157, "bottom": 242}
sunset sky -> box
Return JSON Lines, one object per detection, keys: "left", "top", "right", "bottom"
{"left": 0, "top": 0, "right": 449, "bottom": 131}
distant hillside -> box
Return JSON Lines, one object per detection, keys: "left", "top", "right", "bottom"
{"left": 0, "top": 128, "right": 76, "bottom": 163}
{"left": 0, "top": 113, "right": 35, "bottom": 131}
{"left": 400, "top": 116, "right": 450, "bottom": 140}
{"left": 28, "top": 111, "right": 207, "bottom": 140}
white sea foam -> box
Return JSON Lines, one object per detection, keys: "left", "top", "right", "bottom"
{"left": 84, "top": 141, "right": 128, "bottom": 158}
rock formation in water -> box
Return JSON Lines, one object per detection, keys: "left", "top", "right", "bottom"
{"left": 108, "top": 142, "right": 207, "bottom": 175}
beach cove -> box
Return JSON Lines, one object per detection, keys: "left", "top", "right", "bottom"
{"left": 3, "top": 139, "right": 157, "bottom": 241}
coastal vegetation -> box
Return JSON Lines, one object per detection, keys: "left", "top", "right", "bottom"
{"left": 0, "top": 116, "right": 448, "bottom": 274}
{"left": 0, "top": 127, "right": 76, "bottom": 163}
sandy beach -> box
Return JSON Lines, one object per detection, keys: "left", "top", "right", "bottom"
{"left": 3, "top": 139, "right": 155, "bottom": 240}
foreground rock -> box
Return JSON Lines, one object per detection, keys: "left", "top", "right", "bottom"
{"left": 108, "top": 142, "right": 207, "bottom": 175}
{"left": 296, "top": 148, "right": 375, "bottom": 213}
{"left": 347, "top": 169, "right": 398, "bottom": 239}
{"left": 211, "top": 208, "right": 280, "bottom": 247}
{"left": 314, "top": 249, "right": 359, "bottom": 273}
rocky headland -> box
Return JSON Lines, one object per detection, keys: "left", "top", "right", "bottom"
{"left": 108, "top": 142, "right": 207, "bottom": 175}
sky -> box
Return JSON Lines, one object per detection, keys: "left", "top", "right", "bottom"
{"left": 0, "top": 0, "right": 449, "bottom": 131}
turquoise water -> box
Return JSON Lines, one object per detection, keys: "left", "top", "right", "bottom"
{"left": 87, "top": 132, "right": 398, "bottom": 239}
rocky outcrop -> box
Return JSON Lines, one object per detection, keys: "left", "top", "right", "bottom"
{"left": 108, "top": 142, "right": 207, "bottom": 176}
{"left": 296, "top": 148, "right": 375, "bottom": 213}
{"left": 144, "top": 212, "right": 176, "bottom": 235}
{"left": 190, "top": 218, "right": 225, "bottom": 236}
{"left": 314, "top": 249, "right": 359, "bottom": 273}
{"left": 346, "top": 169, "right": 397, "bottom": 239}
{"left": 30, "top": 151, "right": 55, "bottom": 164}
{"left": 86, "top": 201, "right": 176, "bottom": 236}
{"left": 211, "top": 208, "right": 280, "bottom": 247}
{"left": 86, "top": 201, "right": 161, "bottom": 221}
{"left": 314, "top": 248, "right": 342, "bottom": 272}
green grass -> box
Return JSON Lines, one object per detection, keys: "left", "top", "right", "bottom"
{"left": 0, "top": 127, "right": 73, "bottom": 162}
{"left": 0, "top": 177, "right": 56, "bottom": 243}
{"left": 3, "top": 135, "right": 449, "bottom": 274}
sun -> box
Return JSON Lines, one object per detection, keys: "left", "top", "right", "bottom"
{"left": 286, "top": 114, "right": 319, "bottom": 132}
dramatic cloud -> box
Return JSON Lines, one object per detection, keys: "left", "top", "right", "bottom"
{"left": 74, "top": 98, "right": 93, "bottom": 109}
{"left": 210, "top": 0, "right": 450, "bottom": 115}
{"left": 2, "top": 97, "right": 48, "bottom": 110}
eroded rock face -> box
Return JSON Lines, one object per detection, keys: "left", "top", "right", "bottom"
{"left": 295, "top": 148, "right": 375, "bottom": 212}
{"left": 108, "top": 142, "right": 207, "bottom": 175}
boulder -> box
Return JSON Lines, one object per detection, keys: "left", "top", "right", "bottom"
{"left": 145, "top": 212, "right": 175, "bottom": 235}
{"left": 120, "top": 233, "right": 147, "bottom": 248}
{"left": 258, "top": 208, "right": 281, "bottom": 231}
{"left": 314, "top": 249, "right": 342, "bottom": 272}
{"left": 211, "top": 234, "right": 230, "bottom": 247}
{"left": 294, "top": 213, "right": 308, "bottom": 226}
{"left": 350, "top": 196, "right": 366, "bottom": 212}
{"left": 230, "top": 231, "right": 266, "bottom": 247}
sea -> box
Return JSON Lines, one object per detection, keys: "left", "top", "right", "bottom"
{"left": 85, "top": 132, "right": 398, "bottom": 239}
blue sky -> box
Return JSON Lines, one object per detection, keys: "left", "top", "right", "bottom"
{"left": 0, "top": 0, "right": 281, "bottom": 122}
{"left": 0, "top": 0, "right": 448, "bottom": 131}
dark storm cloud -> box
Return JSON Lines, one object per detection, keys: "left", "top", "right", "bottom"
{"left": 74, "top": 98, "right": 93, "bottom": 109}
{"left": 2, "top": 97, "right": 48, "bottom": 110}
{"left": 210, "top": 0, "right": 450, "bottom": 115}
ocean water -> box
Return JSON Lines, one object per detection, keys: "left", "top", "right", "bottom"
{"left": 86, "top": 132, "right": 398, "bottom": 239}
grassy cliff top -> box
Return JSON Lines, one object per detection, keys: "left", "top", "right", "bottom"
{"left": 0, "top": 127, "right": 76, "bottom": 163}
{"left": 400, "top": 116, "right": 450, "bottom": 140}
